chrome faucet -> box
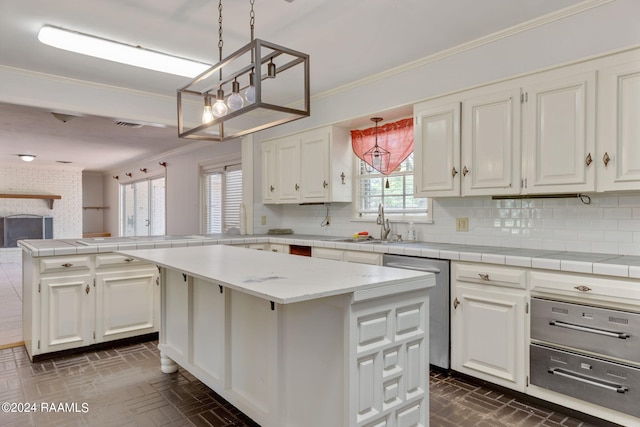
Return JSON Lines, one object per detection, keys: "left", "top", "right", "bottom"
{"left": 377, "top": 203, "right": 391, "bottom": 241}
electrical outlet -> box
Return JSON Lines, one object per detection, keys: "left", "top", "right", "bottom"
{"left": 456, "top": 217, "right": 469, "bottom": 232}
{"left": 261, "top": 215, "right": 267, "bottom": 225}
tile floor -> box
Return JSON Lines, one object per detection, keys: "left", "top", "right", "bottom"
{"left": 0, "top": 340, "right": 618, "bottom": 427}
{"left": 0, "top": 263, "right": 22, "bottom": 348}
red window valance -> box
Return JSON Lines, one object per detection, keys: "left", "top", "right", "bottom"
{"left": 351, "top": 118, "right": 414, "bottom": 175}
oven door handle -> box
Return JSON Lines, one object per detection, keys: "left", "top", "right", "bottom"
{"left": 385, "top": 262, "right": 440, "bottom": 274}
{"left": 548, "top": 368, "right": 629, "bottom": 394}
{"left": 549, "top": 320, "right": 631, "bottom": 339}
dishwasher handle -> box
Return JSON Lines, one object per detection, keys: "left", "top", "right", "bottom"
{"left": 549, "top": 320, "right": 631, "bottom": 340}
{"left": 385, "top": 262, "right": 440, "bottom": 274}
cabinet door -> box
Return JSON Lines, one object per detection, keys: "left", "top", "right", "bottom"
{"left": 414, "top": 99, "right": 461, "bottom": 197}
{"left": 451, "top": 283, "right": 526, "bottom": 391}
{"left": 598, "top": 59, "right": 640, "bottom": 191}
{"left": 261, "top": 140, "right": 278, "bottom": 203}
{"left": 300, "top": 130, "right": 330, "bottom": 202}
{"left": 522, "top": 71, "right": 596, "bottom": 193}
{"left": 462, "top": 87, "right": 521, "bottom": 196}
{"left": 40, "top": 274, "right": 93, "bottom": 354}
{"left": 95, "top": 267, "right": 157, "bottom": 342}
{"left": 276, "top": 137, "right": 301, "bottom": 202}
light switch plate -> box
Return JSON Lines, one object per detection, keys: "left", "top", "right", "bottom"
{"left": 261, "top": 215, "right": 267, "bottom": 225}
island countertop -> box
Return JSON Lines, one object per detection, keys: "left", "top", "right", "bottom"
{"left": 117, "top": 244, "right": 433, "bottom": 304}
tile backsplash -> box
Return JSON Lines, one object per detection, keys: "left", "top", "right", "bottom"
{"left": 253, "top": 194, "right": 640, "bottom": 256}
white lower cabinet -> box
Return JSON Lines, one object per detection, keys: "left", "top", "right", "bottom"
{"left": 95, "top": 266, "right": 158, "bottom": 342}
{"left": 450, "top": 262, "right": 528, "bottom": 392}
{"left": 23, "top": 252, "right": 159, "bottom": 360}
{"left": 39, "top": 273, "right": 93, "bottom": 354}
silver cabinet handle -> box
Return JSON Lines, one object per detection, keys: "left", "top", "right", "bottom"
{"left": 478, "top": 273, "right": 489, "bottom": 281}
{"left": 548, "top": 368, "right": 628, "bottom": 394}
{"left": 549, "top": 320, "right": 630, "bottom": 339}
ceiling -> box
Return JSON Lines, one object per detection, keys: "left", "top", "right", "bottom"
{"left": 0, "top": 0, "right": 586, "bottom": 172}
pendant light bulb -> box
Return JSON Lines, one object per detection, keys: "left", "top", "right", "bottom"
{"left": 212, "top": 89, "right": 228, "bottom": 117}
{"left": 227, "top": 80, "right": 244, "bottom": 111}
{"left": 202, "top": 95, "right": 214, "bottom": 124}
{"left": 245, "top": 72, "right": 256, "bottom": 103}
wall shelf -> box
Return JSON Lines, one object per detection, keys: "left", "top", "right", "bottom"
{"left": 0, "top": 193, "right": 62, "bottom": 209}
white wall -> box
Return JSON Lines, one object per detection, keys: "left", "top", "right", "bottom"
{"left": 102, "top": 140, "right": 241, "bottom": 237}
{"left": 0, "top": 164, "right": 82, "bottom": 262}
{"left": 249, "top": 0, "right": 640, "bottom": 255}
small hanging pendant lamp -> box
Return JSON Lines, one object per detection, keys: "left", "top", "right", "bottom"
{"left": 363, "top": 117, "right": 391, "bottom": 175}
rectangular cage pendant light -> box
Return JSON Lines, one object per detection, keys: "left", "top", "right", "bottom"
{"left": 177, "top": 38, "right": 310, "bottom": 142}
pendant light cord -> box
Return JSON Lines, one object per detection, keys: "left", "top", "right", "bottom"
{"left": 249, "top": 0, "right": 255, "bottom": 64}
{"left": 218, "top": 0, "right": 223, "bottom": 81}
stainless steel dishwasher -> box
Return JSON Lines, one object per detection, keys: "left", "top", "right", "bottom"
{"left": 383, "top": 254, "right": 450, "bottom": 370}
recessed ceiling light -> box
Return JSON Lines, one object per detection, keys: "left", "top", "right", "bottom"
{"left": 37, "top": 25, "right": 210, "bottom": 78}
{"left": 18, "top": 154, "right": 36, "bottom": 162}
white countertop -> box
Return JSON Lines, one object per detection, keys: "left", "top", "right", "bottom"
{"left": 116, "top": 245, "right": 433, "bottom": 304}
{"left": 18, "top": 234, "right": 640, "bottom": 279}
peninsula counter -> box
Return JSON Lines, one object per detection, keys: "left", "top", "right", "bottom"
{"left": 117, "top": 244, "right": 435, "bottom": 427}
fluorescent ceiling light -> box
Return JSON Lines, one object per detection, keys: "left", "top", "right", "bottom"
{"left": 38, "top": 25, "right": 210, "bottom": 78}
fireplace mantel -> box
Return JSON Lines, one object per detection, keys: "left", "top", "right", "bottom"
{"left": 0, "top": 193, "right": 62, "bottom": 209}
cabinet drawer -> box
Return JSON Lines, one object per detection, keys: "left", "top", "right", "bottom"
{"left": 95, "top": 254, "right": 145, "bottom": 268}
{"left": 531, "top": 298, "right": 640, "bottom": 364}
{"left": 454, "top": 263, "right": 527, "bottom": 289}
{"left": 39, "top": 256, "right": 91, "bottom": 273}
{"left": 343, "top": 251, "right": 381, "bottom": 265}
{"left": 312, "top": 247, "right": 344, "bottom": 261}
{"left": 531, "top": 344, "right": 640, "bottom": 418}
{"left": 530, "top": 271, "right": 640, "bottom": 306}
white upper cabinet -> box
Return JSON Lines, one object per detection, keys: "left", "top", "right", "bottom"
{"left": 461, "top": 86, "right": 521, "bottom": 196}
{"left": 414, "top": 98, "right": 461, "bottom": 197}
{"left": 261, "top": 140, "right": 278, "bottom": 203}
{"left": 275, "top": 137, "right": 301, "bottom": 203}
{"left": 521, "top": 69, "right": 597, "bottom": 194}
{"left": 261, "top": 126, "right": 352, "bottom": 204}
{"left": 597, "top": 56, "right": 640, "bottom": 191}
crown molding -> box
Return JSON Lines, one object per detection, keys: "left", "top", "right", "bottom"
{"left": 312, "top": 0, "right": 615, "bottom": 102}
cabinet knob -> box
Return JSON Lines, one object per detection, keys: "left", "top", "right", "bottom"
{"left": 323, "top": 180, "right": 328, "bottom": 188}
{"left": 451, "top": 167, "right": 458, "bottom": 177}
{"left": 85, "top": 284, "right": 90, "bottom": 294}
{"left": 124, "top": 258, "right": 134, "bottom": 263}
{"left": 574, "top": 285, "right": 591, "bottom": 292}
{"left": 453, "top": 297, "right": 460, "bottom": 309}
{"left": 603, "top": 152, "right": 610, "bottom": 167}
{"left": 295, "top": 184, "right": 300, "bottom": 191}
{"left": 462, "top": 166, "right": 469, "bottom": 176}
{"left": 478, "top": 273, "right": 490, "bottom": 281}
{"left": 585, "top": 153, "right": 593, "bottom": 167}
{"left": 270, "top": 185, "right": 275, "bottom": 192}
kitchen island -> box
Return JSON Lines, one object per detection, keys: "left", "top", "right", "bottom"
{"left": 117, "top": 244, "right": 435, "bottom": 427}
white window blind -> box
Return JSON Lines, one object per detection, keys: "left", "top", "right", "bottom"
{"left": 203, "top": 162, "right": 242, "bottom": 233}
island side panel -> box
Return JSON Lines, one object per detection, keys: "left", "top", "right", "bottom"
{"left": 348, "top": 287, "right": 430, "bottom": 427}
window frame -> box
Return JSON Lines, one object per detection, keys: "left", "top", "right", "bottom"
{"left": 200, "top": 156, "right": 243, "bottom": 234}
{"left": 352, "top": 152, "right": 433, "bottom": 223}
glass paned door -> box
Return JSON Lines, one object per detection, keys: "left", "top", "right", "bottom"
{"left": 122, "top": 176, "right": 165, "bottom": 236}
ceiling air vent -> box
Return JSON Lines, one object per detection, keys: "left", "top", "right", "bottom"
{"left": 113, "top": 121, "right": 143, "bottom": 128}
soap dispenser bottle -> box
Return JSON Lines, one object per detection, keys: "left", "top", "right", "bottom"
{"left": 407, "top": 222, "right": 417, "bottom": 241}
